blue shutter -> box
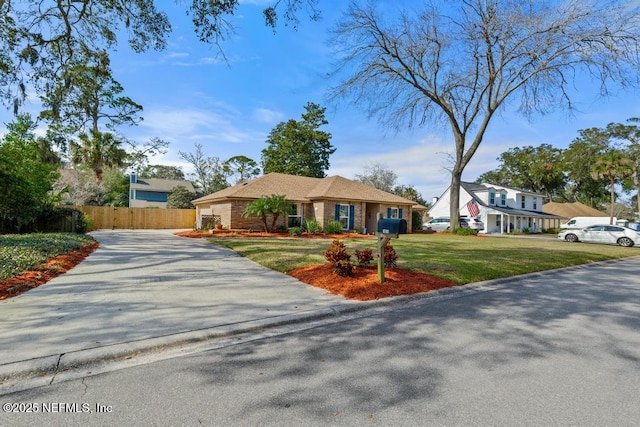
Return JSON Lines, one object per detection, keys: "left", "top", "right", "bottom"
{"left": 349, "top": 205, "right": 355, "bottom": 230}
{"left": 335, "top": 204, "right": 340, "bottom": 221}
{"left": 399, "top": 208, "right": 403, "bottom": 219}
{"left": 387, "top": 207, "right": 392, "bottom": 218}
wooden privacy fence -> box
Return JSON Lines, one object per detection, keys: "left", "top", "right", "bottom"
{"left": 77, "top": 206, "right": 196, "bottom": 230}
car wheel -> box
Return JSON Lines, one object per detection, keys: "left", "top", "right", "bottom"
{"left": 564, "top": 233, "right": 579, "bottom": 242}
{"left": 617, "top": 237, "right": 634, "bottom": 247}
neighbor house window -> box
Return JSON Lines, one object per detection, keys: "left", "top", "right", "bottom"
{"left": 500, "top": 193, "right": 506, "bottom": 206}
{"left": 489, "top": 192, "right": 495, "bottom": 205}
{"left": 533, "top": 197, "right": 538, "bottom": 210}
{"left": 339, "top": 204, "right": 350, "bottom": 230}
{"left": 521, "top": 195, "right": 526, "bottom": 209}
{"left": 288, "top": 203, "right": 302, "bottom": 228}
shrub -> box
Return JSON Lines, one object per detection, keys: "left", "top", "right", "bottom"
{"left": 354, "top": 248, "right": 373, "bottom": 266}
{"left": 384, "top": 243, "right": 398, "bottom": 268}
{"left": 453, "top": 227, "right": 478, "bottom": 236}
{"left": 522, "top": 227, "right": 530, "bottom": 234}
{"left": 288, "top": 226, "right": 303, "bottom": 237}
{"left": 324, "top": 220, "right": 343, "bottom": 234}
{"left": 412, "top": 210, "right": 423, "bottom": 231}
{"left": 304, "top": 218, "right": 322, "bottom": 234}
{"left": 323, "top": 239, "right": 354, "bottom": 276}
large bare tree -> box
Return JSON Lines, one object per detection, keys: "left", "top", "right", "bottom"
{"left": 330, "top": 0, "right": 640, "bottom": 229}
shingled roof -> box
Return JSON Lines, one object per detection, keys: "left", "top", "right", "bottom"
{"left": 131, "top": 177, "right": 196, "bottom": 193}
{"left": 542, "top": 201, "right": 607, "bottom": 219}
{"left": 191, "top": 173, "right": 416, "bottom": 205}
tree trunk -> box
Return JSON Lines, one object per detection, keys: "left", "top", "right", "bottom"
{"left": 271, "top": 213, "right": 280, "bottom": 233}
{"left": 449, "top": 170, "right": 463, "bottom": 231}
{"left": 609, "top": 180, "right": 615, "bottom": 225}
{"left": 634, "top": 167, "right": 640, "bottom": 219}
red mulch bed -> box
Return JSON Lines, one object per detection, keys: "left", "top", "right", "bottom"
{"left": 176, "top": 230, "right": 457, "bottom": 300}
{"left": 0, "top": 242, "right": 99, "bottom": 301}
{"left": 288, "top": 264, "right": 456, "bottom": 301}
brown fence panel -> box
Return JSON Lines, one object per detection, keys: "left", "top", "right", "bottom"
{"left": 77, "top": 206, "right": 196, "bottom": 230}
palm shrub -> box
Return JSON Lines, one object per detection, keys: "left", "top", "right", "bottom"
{"left": 324, "top": 220, "right": 343, "bottom": 234}
{"left": 288, "top": 226, "right": 303, "bottom": 236}
{"left": 304, "top": 218, "right": 322, "bottom": 234}
{"left": 323, "top": 239, "right": 354, "bottom": 276}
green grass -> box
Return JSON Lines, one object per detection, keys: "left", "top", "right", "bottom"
{"left": 209, "top": 234, "right": 640, "bottom": 284}
{"left": 0, "top": 233, "right": 95, "bottom": 280}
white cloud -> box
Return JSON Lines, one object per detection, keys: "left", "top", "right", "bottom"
{"left": 252, "top": 108, "right": 284, "bottom": 124}
{"left": 164, "top": 52, "right": 189, "bottom": 59}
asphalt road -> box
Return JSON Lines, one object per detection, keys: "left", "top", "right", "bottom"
{"left": 2, "top": 256, "right": 639, "bottom": 426}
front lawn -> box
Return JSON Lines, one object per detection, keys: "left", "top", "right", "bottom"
{"left": 0, "top": 233, "right": 96, "bottom": 280}
{"left": 210, "top": 233, "right": 639, "bottom": 284}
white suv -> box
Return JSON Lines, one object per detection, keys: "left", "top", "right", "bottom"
{"left": 423, "top": 217, "right": 469, "bottom": 231}
{"left": 423, "top": 217, "right": 484, "bottom": 232}
{"left": 464, "top": 217, "right": 484, "bottom": 231}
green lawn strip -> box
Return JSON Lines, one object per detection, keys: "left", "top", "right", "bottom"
{"left": 209, "top": 234, "right": 639, "bottom": 284}
{"left": 0, "top": 233, "right": 95, "bottom": 280}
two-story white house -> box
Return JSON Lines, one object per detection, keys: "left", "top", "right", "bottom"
{"left": 428, "top": 182, "right": 564, "bottom": 234}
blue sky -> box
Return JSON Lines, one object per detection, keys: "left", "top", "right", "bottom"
{"left": 2, "top": 0, "right": 640, "bottom": 201}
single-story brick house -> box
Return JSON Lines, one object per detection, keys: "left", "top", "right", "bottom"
{"left": 191, "top": 172, "right": 419, "bottom": 232}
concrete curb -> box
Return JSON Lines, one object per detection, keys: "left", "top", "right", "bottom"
{"left": 0, "top": 283, "right": 476, "bottom": 396}
{"left": 2, "top": 255, "right": 636, "bottom": 396}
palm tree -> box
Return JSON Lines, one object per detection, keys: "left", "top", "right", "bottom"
{"left": 591, "top": 150, "right": 634, "bottom": 224}
{"left": 70, "top": 130, "right": 129, "bottom": 183}
{"left": 242, "top": 194, "right": 292, "bottom": 232}
{"left": 266, "top": 194, "right": 292, "bottom": 232}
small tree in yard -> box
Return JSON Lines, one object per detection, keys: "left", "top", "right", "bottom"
{"left": 167, "top": 186, "right": 196, "bottom": 209}
{"left": 242, "top": 194, "right": 292, "bottom": 232}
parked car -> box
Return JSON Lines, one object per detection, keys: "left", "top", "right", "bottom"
{"left": 464, "top": 217, "right": 484, "bottom": 231}
{"left": 560, "top": 216, "right": 620, "bottom": 229}
{"left": 558, "top": 225, "right": 639, "bottom": 247}
{"left": 423, "top": 217, "right": 470, "bottom": 232}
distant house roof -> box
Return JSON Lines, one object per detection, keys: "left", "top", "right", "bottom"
{"left": 131, "top": 177, "right": 196, "bottom": 193}
{"left": 191, "top": 173, "right": 416, "bottom": 205}
{"left": 543, "top": 201, "right": 607, "bottom": 219}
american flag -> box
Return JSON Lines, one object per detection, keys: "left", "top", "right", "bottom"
{"left": 466, "top": 198, "right": 480, "bottom": 217}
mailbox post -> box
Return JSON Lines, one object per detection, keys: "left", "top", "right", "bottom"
{"left": 376, "top": 218, "right": 407, "bottom": 283}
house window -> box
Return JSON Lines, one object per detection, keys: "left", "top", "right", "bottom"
{"left": 500, "top": 193, "right": 506, "bottom": 206}
{"left": 288, "top": 203, "right": 302, "bottom": 228}
{"left": 533, "top": 197, "right": 538, "bottom": 210}
{"left": 489, "top": 192, "right": 495, "bottom": 205}
{"left": 496, "top": 216, "right": 501, "bottom": 227}
{"left": 521, "top": 195, "right": 526, "bottom": 209}
{"left": 339, "top": 204, "right": 350, "bottom": 230}
{"left": 389, "top": 207, "right": 399, "bottom": 218}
